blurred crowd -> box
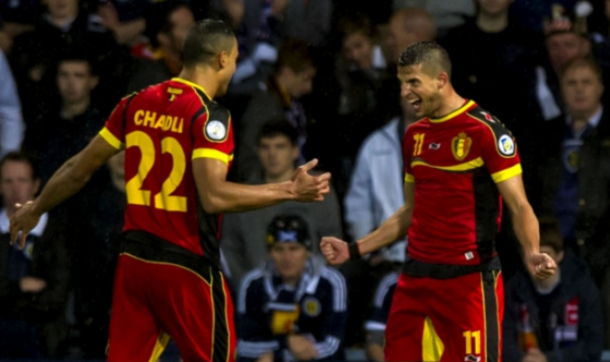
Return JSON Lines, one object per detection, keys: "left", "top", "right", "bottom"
{"left": 2, "top": 0, "right": 610, "bottom": 361}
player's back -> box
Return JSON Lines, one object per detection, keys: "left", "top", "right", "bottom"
{"left": 100, "top": 78, "right": 234, "bottom": 265}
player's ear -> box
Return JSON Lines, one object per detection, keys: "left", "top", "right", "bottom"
{"left": 437, "top": 71, "right": 449, "bottom": 89}
{"left": 218, "top": 50, "right": 228, "bottom": 69}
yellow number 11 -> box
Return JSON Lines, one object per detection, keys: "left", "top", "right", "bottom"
{"left": 413, "top": 133, "right": 425, "bottom": 156}
{"left": 463, "top": 330, "right": 481, "bottom": 355}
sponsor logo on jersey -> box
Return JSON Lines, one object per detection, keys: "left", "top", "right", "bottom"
{"left": 498, "top": 134, "right": 515, "bottom": 156}
{"left": 451, "top": 132, "right": 472, "bottom": 161}
{"left": 205, "top": 120, "right": 227, "bottom": 141}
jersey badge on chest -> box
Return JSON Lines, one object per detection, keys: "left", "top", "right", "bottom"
{"left": 451, "top": 132, "right": 472, "bottom": 161}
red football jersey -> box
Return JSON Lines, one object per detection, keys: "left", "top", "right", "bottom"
{"left": 403, "top": 100, "right": 521, "bottom": 266}
{"left": 99, "top": 78, "right": 234, "bottom": 261}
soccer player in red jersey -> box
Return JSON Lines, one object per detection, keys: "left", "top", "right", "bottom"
{"left": 321, "top": 41, "right": 557, "bottom": 362}
{"left": 9, "top": 20, "right": 331, "bottom": 362}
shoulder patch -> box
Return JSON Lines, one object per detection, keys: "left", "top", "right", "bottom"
{"left": 204, "top": 102, "right": 231, "bottom": 143}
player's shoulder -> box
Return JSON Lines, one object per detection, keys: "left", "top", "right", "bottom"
{"left": 404, "top": 117, "right": 429, "bottom": 135}
{"left": 465, "top": 104, "right": 512, "bottom": 134}
{"left": 205, "top": 100, "right": 231, "bottom": 124}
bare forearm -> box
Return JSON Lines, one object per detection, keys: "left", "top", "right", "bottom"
{"left": 31, "top": 157, "right": 90, "bottom": 215}
{"left": 202, "top": 181, "right": 295, "bottom": 214}
{"left": 511, "top": 203, "right": 539, "bottom": 256}
{"left": 357, "top": 205, "right": 411, "bottom": 255}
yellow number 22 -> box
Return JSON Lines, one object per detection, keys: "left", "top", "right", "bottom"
{"left": 125, "top": 131, "right": 187, "bottom": 212}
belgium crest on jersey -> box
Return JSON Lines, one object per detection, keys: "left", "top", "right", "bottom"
{"left": 451, "top": 132, "right": 472, "bottom": 161}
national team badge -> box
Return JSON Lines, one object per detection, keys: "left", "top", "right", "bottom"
{"left": 451, "top": 132, "right": 472, "bottom": 161}
{"left": 302, "top": 297, "right": 321, "bottom": 317}
{"left": 205, "top": 120, "right": 227, "bottom": 141}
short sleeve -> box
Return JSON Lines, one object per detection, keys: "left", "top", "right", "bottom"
{"left": 480, "top": 120, "right": 522, "bottom": 183}
{"left": 98, "top": 94, "right": 135, "bottom": 150}
{"left": 192, "top": 102, "right": 234, "bottom": 164}
{"left": 403, "top": 127, "right": 414, "bottom": 183}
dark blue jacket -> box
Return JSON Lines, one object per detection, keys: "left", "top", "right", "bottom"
{"left": 503, "top": 253, "right": 603, "bottom": 362}
{"left": 236, "top": 258, "right": 347, "bottom": 362}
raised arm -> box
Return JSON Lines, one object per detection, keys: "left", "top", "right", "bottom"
{"left": 496, "top": 175, "right": 556, "bottom": 278}
{"left": 321, "top": 181, "right": 413, "bottom": 265}
{"left": 193, "top": 157, "right": 330, "bottom": 214}
{"left": 10, "top": 135, "right": 119, "bottom": 247}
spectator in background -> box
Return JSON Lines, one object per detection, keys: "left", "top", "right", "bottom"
{"left": 9, "top": 0, "right": 119, "bottom": 121}
{"left": 503, "top": 218, "right": 603, "bottom": 362}
{"left": 97, "top": 0, "right": 147, "bottom": 47}
{"left": 384, "top": 7, "right": 437, "bottom": 65}
{"left": 22, "top": 53, "right": 104, "bottom": 186}
{"left": 364, "top": 271, "right": 399, "bottom": 362}
{"left": 533, "top": 5, "right": 593, "bottom": 122}
{"left": 0, "top": 0, "right": 39, "bottom": 53}
{"left": 440, "top": 0, "right": 540, "bottom": 154}
{"left": 69, "top": 151, "right": 126, "bottom": 359}
{"left": 510, "top": 0, "right": 578, "bottom": 34}
{"left": 222, "top": 120, "right": 342, "bottom": 283}
{"left": 235, "top": 39, "right": 315, "bottom": 181}
{"left": 392, "top": 0, "right": 475, "bottom": 37}
{"left": 340, "top": 97, "right": 415, "bottom": 345}
{"left": 534, "top": 56, "right": 610, "bottom": 346}
{"left": 0, "top": 153, "right": 71, "bottom": 358}
{"left": 236, "top": 215, "right": 347, "bottom": 362}
{"left": 0, "top": 49, "right": 24, "bottom": 158}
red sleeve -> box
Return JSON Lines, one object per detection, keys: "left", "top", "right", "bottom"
{"left": 403, "top": 125, "right": 415, "bottom": 183}
{"left": 191, "top": 102, "right": 234, "bottom": 164}
{"left": 98, "top": 94, "right": 135, "bottom": 149}
{"left": 480, "top": 120, "right": 522, "bottom": 183}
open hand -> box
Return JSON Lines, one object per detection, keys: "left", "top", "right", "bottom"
{"left": 9, "top": 201, "right": 40, "bottom": 249}
{"left": 290, "top": 159, "right": 331, "bottom": 202}
{"left": 320, "top": 237, "right": 350, "bottom": 266}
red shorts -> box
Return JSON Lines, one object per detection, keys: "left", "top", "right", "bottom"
{"left": 107, "top": 253, "right": 236, "bottom": 362}
{"left": 385, "top": 270, "right": 503, "bottom": 362}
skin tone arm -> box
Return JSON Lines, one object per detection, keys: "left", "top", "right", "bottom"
{"left": 193, "top": 158, "right": 331, "bottom": 214}
{"left": 10, "top": 135, "right": 119, "bottom": 247}
{"left": 496, "top": 175, "right": 556, "bottom": 279}
{"left": 321, "top": 181, "right": 414, "bottom": 265}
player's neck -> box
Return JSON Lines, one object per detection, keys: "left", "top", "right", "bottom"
{"left": 265, "top": 169, "right": 294, "bottom": 184}
{"left": 476, "top": 12, "right": 509, "bottom": 33}
{"left": 431, "top": 91, "right": 466, "bottom": 119}
{"left": 61, "top": 99, "right": 90, "bottom": 119}
{"left": 178, "top": 68, "right": 219, "bottom": 99}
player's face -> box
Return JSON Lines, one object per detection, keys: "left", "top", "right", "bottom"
{"left": 562, "top": 66, "right": 604, "bottom": 117}
{"left": 217, "top": 39, "right": 239, "bottom": 97}
{"left": 168, "top": 6, "right": 195, "bottom": 55}
{"left": 47, "top": 0, "right": 78, "bottom": 19}
{"left": 270, "top": 242, "right": 309, "bottom": 281}
{"left": 546, "top": 33, "right": 588, "bottom": 72}
{"left": 57, "top": 61, "right": 98, "bottom": 105}
{"left": 342, "top": 31, "right": 373, "bottom": 71}
{"left": 257, "top": 135, "right": 299, "bottom": 178}
{"left": 0, "top": 161, "right": 39, "bottom": 212}
{"left": 477, "top": 0, "right": 513, "bottom": 16}
{"left": 397, "top": 65, "right": 442, "bottom": 118}
{"left": 285, "top": 66, "right": 316, "bottom": 98}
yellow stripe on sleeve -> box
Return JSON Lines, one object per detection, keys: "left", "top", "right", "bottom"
{"left": 192, "top": 148, "right": 232, "bottom": 164}
{"left": 491, "top": 163, "right": 522, "bottom": 183}
{"left": 99, "top": 127, "right": 123, "bottom": 150}
{"left": 404, "top": 173, "right": 415, "bottom": 183}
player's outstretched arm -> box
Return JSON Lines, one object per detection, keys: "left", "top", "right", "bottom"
{"left": 10, "top": 135, "right": 119, "bottom": 248}
{"left": 497, "top": 175, "right": 557, "bottom": 279}
{"left": 321, "top": 182, "right": 414, "bottom": 266}
{"left": 193, "top": 158, "right": 331, "bottom": 214}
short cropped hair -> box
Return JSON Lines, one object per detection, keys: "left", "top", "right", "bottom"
{"left": 0, "top": 152, "right": 39, "bottom": 180}
{"left": 275, "top": 39, "right": 315, "bottom": 74}
{"left": 257, "top": 120, "right": 299, "bottom": 146}
{"left": 183, "top": 19, "right": 235, "bottom": 68}
{"left": 561, "top": 56, "right": 603, "bottom": 83}
{"left": 397, "top": 41, "right": 452, "bottom": 78}
{"left": 539, "top": 217, "right": 564, "bottom": 254}
{"left": 338, "top": 12, "right": 375, "bottom": 40}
